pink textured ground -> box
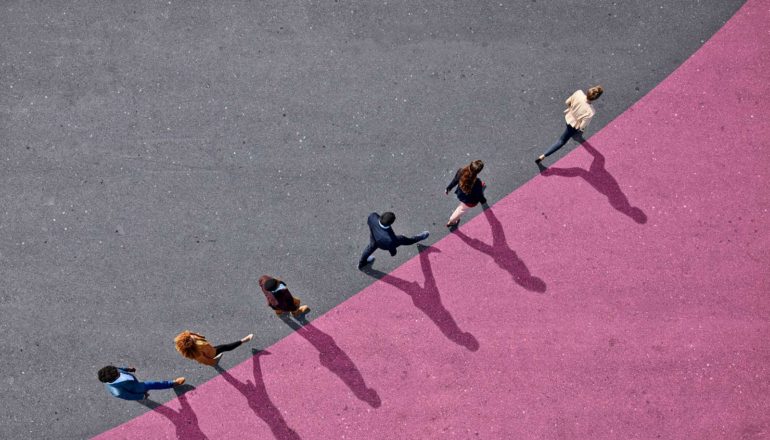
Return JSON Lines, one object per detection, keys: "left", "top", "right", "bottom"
{"left": 96, "top": 1, "right": 770, "bottom": 438}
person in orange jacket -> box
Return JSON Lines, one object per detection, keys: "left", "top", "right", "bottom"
{"left": 174, "top": 331, "right": 253, "bottom": 366}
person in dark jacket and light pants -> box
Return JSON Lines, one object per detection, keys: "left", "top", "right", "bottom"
{"left": 445, "top": 160, "right": 486, "bottom": 229}
{"left": 357, "top": 211, "right": 429, "bottom": 269}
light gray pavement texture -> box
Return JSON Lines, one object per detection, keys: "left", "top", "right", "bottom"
{"left": 0, "top": 1, "right": 744, "bottom": 438}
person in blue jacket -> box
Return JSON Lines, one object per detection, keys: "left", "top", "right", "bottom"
{"left": 357, "top": 211, "right": 429, "bottom": 270}
{"left": 98, "top": 365, "right": 185, "bottom": 401}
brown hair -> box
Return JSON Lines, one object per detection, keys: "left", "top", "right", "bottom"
{"left": 174, "top": 331, "right": 199, "bottom": 359}
{"left": 458, "top": 160, "right": 484, "bottom": 194}
{"left": 586, "top": 85, "right": 604, "bottom": 101}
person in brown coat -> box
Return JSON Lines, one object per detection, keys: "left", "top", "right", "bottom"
{"left": 258, "top": 275, "right": 310, "bottom": 318}
{"left": 174, "top": 331, "right": 253, "bottom": 366}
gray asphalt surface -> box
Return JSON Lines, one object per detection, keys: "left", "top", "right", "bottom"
{"left": 0, "top": 1, "right": 745, "bottom": 438}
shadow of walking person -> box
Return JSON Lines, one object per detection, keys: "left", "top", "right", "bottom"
{"left": 281, "top": 317, "right": 382, "bottom": 408}
{"left": 362, "top": 244, "right": 480, "bottom": 351}
{"left": 453, "top": 207, "right": 547, "bottom": 293}
{"left": 540, "top": 138, "right": 648, "bottom": 224}
{"left": 138, "top": 385, "right": 208, "bottom": 440}
{"left": 214, "top": 351, "right": 302, "bottom": 440}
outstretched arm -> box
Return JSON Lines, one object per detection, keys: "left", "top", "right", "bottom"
{"left": 445, "top": 169, "right": 460, "bottom": 194}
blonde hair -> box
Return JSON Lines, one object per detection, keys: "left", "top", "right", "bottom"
{"left": 586, "top": 85, "right": 604, "bottom": 101}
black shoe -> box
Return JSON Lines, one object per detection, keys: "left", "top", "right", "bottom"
{"left": 357, "top": 255, "right": 375, "bottom": 270}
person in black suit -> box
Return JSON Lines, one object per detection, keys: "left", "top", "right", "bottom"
{"left": 357, "top": 211, "right": 429, "bottom": 270}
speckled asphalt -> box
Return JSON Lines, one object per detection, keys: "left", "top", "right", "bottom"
{"left": 94, "top": 1, "right": 770, "bottom": 437}
{"left": 0, "top": 1, "right": 752, "bottom": 439}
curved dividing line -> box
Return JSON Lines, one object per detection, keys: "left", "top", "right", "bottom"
{"left": 94, "top": 1, "right": 768, "bottom": 438}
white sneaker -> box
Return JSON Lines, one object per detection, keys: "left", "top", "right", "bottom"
{"left": 357, "top": 256, "right": 375, "bottom": 270}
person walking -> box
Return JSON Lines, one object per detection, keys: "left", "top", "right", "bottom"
{"left": 98, "top": 365, "right": 185, "bottom": 401}
{"left": 258, "top": 276, "right": 311, "bottom": 318}
{"left": 536, "top": 85, "right": 604, "bottom": 164}
{"left": 445, "top": 160, "right": 487, "bottom": 229}
{"left": 357, "top": 211, "right": 430, "bottom": 269}
{"left": 174, "top": 331, "right": 254, "bottom": 366}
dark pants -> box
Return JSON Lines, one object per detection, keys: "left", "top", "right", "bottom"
{"left": 140, "top": 380, "right": 175, "bottom": 391}
{"left": 270, "top": 289, "right": 299, "bottom": 312}
{"left": 358, "top": 235, "right": 421, "bottom": 268}
{"left": 214, "top": 340, "right": 242, "bottom": 355}
{"left": 544, "top": 123, "right": 580, "bottom": 157}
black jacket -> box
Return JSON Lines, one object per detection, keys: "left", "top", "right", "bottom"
{"left": 446, "top": 169, "right": 486, "bottom": 206}
{"left": 367, "top": 212, "right": 400, "bottom": 255}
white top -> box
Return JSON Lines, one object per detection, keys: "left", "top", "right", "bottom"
{"left": 564, "top": 90, "right": 596, "bottom": 131}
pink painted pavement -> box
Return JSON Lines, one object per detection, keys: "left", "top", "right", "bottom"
{"left": 96, "top": 1, "right": 770, "bottom": 438}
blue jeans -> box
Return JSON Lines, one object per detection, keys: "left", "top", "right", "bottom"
{"left": 141, "top": 380, "right": 175, "bottom": 391}
{"left": 544, "top": 124, "right": 580, "bottom": 157}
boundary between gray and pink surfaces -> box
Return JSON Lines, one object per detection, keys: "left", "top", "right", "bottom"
{"left": 96, "top": 1, "right": 770, "bottom": 438}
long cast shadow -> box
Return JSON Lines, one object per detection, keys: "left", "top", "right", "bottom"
{"left": 362, "top": 244, "right": 480, "bottom": 351}
{"left": 138, "top": 385, "right": 208, "bottom": 440}
{"left": 453, "top": 207, "right": 547, "bottom": 293}
{"left": 214, "top": 351, "right": 302, "bottom": 440}
{"left": 540, "top": 138, "right": 648, "bottom": 224}
{"left": 281, "top": 318, "right": 382, "bottom": 408}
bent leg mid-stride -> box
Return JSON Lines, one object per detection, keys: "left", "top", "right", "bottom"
{"left": 142, "top": 380, "right": 177, "bottom": 391}
{"left": 358, "top": 211, "right": 429, "bottom": 270}
{"left": 447, "top": 203, "right": 471, "bottom": 227}
{"left": 536, "top": 124, "right": 579, "bottom": 163}
{"left": 358, "top": 239, "right": 378, "bottom": 269}
{"left": 396, "top": 231, "right": 430, "bottom": 247}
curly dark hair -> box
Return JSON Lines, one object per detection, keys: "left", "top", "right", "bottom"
{"left": 97, "top": 365, "right": 120, "bottom": 383}
{"left": 458, "top": 160, "right": 484, "bottom": 194}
